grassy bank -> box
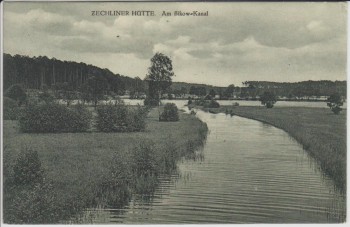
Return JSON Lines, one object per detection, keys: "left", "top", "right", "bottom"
{"left": 203, "top": 106, "right": 346, "bottom": 192}
{"left": 3, "top": 108, "right": 208, "bottom": 223}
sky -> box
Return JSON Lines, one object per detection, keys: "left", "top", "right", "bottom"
{"left": 3, "top": 2, "right": 347, "bottom": 87}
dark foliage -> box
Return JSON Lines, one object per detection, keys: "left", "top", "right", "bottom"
{"left": 187, "top": 97, "right": 193, "bottom": 105}
{"left": 189, "top": 85, "right": 207, "bottom": 97}
{"left": 3, "top": 53, "right": 142, "bottom": 96}
{"left": 19, "top": 103, "right": 92, "bottom": 133}
{"left": 96, "top": 103, "right": 148, "bottom": 132}
{"left": 83, "top": 76, "right": 108, "bottom": 108}
{"left": 193, "top": 99, "right": 220, "bottom": 108}
{"left": 3, "top": 97, "right": 20, "bottom": 120}
{"left": 130, "top": 142, "right": 160, "bottom": 178}
{"left": 4, "top": 149, "right": 60, "bottom": 224}
{"left": 327, "top": 93, "right": 344, "bottom": 114}
{"left": 96, "top": 153, "right": 132, "bottom": 207}
{"left": 145, "top": 53, "right": 174, "bottom": 101}
{"left": 203, "top": 100, "right": 220, "bottom": 108}
{"left": 260, "top": 91, "right": 277, "bottom": 108}
{"left": 144, "top": 96, "right": 160, "bottom": 106}
{"left": 5, "top": 84, "right": 27, "bottom": 106}
{"left": 38, "top": 91, "right": 55, "bottom": 104}
{"left": 52, "top": 82, "right": 76, "bottom": 106}
{"left": 159, "top": 103, "right": 179, "bottom": 122}
{"left": 12, "top": 150, "right": 43, "bottom": 187}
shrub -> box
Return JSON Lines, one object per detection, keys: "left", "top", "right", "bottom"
{"left": 144, "top": 96, "right": 159, "bottom": 106}
{"left": 70, "top": 104, "right": 93, "bottom": 131}
{"left": 194, "top": 98, "right": 206, "bottom": 106}
{"left": 327, "top": 93, "right": 344, "bottom": 114}
{"left": 96, "top": 103, "right": 147, "bottom": 132}
{"left": 19, "top": 103, "right": 92, "bottom": 133}
{"left": 4, "top": 180, "right": 59, "bottom": 224}
{"left": 187, "top": 97, "right": 193, "bottom": 105}
{"left": 4, "top": 149, "right": 60, "bottom": 224}
{"left": 130, "top": 142, "right": 159, "bottom": 178}
{"left": 159, "top": 103, "right": 179, "bottom": 122}
{"left": 38, "top": 91, "right": 55, "bottom": 104}
{"left": 96, "top": 103, "right": 128, "bottom": 132}
{"left": 97, "top": 152, "right": 131, "bottom": 207}
{"left": 260, "top": 91, "right": 277, "bottom": 108}
{"left": 126, "top": 105, "right": 148, "bottom": 132}
{"left": 13, "top": 149, "right": 44, "bottom": 187}
{"left": 203, "top": 100, "right": 220, "bottom": 108}
{"left": 5, "top": 84, "right": 27, "bottom": 106}
{"left": 3, "top": 97, "right": 20, "bottom": 120}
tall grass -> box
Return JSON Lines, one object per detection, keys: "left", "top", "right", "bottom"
{"left": 3, "top": 108, "right": 208, "bottom": 223}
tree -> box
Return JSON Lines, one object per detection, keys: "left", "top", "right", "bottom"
{"left": 260, "top": 91, "right": 277, "bottom": 108}
{"left": 327, "top": 93, "right": 343, "bottom": 114}
{"left": 189, "top": 86, "right": 197, "bottom": 95}
{"left": 197, "top": 87, "right": 207, "bottom": 97}
{"left": 38, "top": 91, "right": 55, "bottom": 104}
{"left": 180, "top": 87, "right": 187, "bottom": 97}
{"left": 56, "top": 82, "right": 75, "bottom": 106}
{"left": 145, "top": 53, "right": 174, "bottom": 105}
{"left": 5, "top": 84, "right": 27, "bottom": 106}
{"left": 209, "top": 89, "right": 216, "bottom": 98}
{"left": 84, "top": 76, "right": 108, "bottom": 108}
{"left": 223, "top": 84, "right": 235, "bottom": 98}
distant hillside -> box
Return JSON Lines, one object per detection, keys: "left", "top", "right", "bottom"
{"left": 3, "top": 53, "right": 144, "bottom": 95}
{"left": 3, "top": 53, "right": 222, "bottom": 96}
{"left": 3, "top": 53, "right": 346, "bottom": 99}
{"left": 242, "top": 80, "right": 346, "bottom": 98}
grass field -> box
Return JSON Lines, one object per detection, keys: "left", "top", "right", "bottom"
{"left": 204, "top": 106, "right": 346, "bottom": 192}
{"left": 3, "top": 107, "right": 208, "bottom": 223}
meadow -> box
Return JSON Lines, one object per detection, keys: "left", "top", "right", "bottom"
{"left": 3, "top": 107, "right": 208, "bottom": 223}
{"left": 205, "top": 106, "right": 346, "bottom": 193}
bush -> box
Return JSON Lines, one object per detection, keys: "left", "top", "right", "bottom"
{"left": 130, "top": 142, "right": 159, "bottom": 178}
{"left": 260, "top": 91, "right": 277, "bottom": 108}
{"left": 4, "top": 149, "right": 60, "bottom": 224}
{"left": 193, "top": 98, "right": 220, "bottom": 108}
{"left": 327, "top": 93, "right": 344, "bottom": 114}
{"left": 97, "top": 152, "right": 132, "bottom": 207}
{"left": 194, "top": 98, "right": 206, "bottom": 106}
{"left": 126, "top": 105, "right": 148, "bottom": 131}
{"left": 187, "top": 97, "right": 193, "bottom": 105}
{"left": 70, "top": 104, "right": 93, "bottom": 131}
{"left": 96, "top": 103, "right": 147, "bottom": 132}
{"left": 159, "top": 103, "right": 179, "bottom": 122}
{"left": 38, "top": 91, "right": 55, "bottom": 104}
{"left": 5, "top": 84, "right": 27, "bottom": 106}
{"left": 144, "top": 96, "right": 160, "bottom": 106}
{"left": 12, "top": 149, "right": 44, "bottom": 187}
{"left": 3, "top": 97, "right": 20, "bottom": 120}
{"left": 19, "top": 103, "right": 92, "bottom": 133}
{"left": 203, "top": 100, "right": 220, "bottom": 108}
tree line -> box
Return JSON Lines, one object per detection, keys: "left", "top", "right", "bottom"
{"left": 4, "top": 54, "right": 346, "bottom": 100}
{"left": 3, "top": 53, "right": 146, "bottom": 97}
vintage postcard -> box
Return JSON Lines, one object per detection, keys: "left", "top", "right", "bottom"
{"left": 1, "top": 1, "right": 347, "bottom": 224}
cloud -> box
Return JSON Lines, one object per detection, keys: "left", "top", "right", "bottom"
{"left": 3, "top": 2, "right": 347, "bottom": 86}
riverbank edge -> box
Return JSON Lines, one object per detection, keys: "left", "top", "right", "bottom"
{"left": 194, "top": 105, "right": 346, "bottom": 194}
{"left": 3, "top": 107, "right": 209, "bottom": 224}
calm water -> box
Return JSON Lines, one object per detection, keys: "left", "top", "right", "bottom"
{"left": 58, "top": 98, "right": 346, "bottom": 108}
{"left": 80, "top": 104, "right": 346, "bottom": 223}
{"left": 122, "top": 99, "right": 347, "bottom": 109}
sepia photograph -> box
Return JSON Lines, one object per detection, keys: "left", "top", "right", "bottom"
{"left": 1, "top": 1, "right": 347, "bottom": 224}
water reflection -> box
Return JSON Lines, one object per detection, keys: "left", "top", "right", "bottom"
{"left": 79, "top": 107, "right": 345, "bottom": 224}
